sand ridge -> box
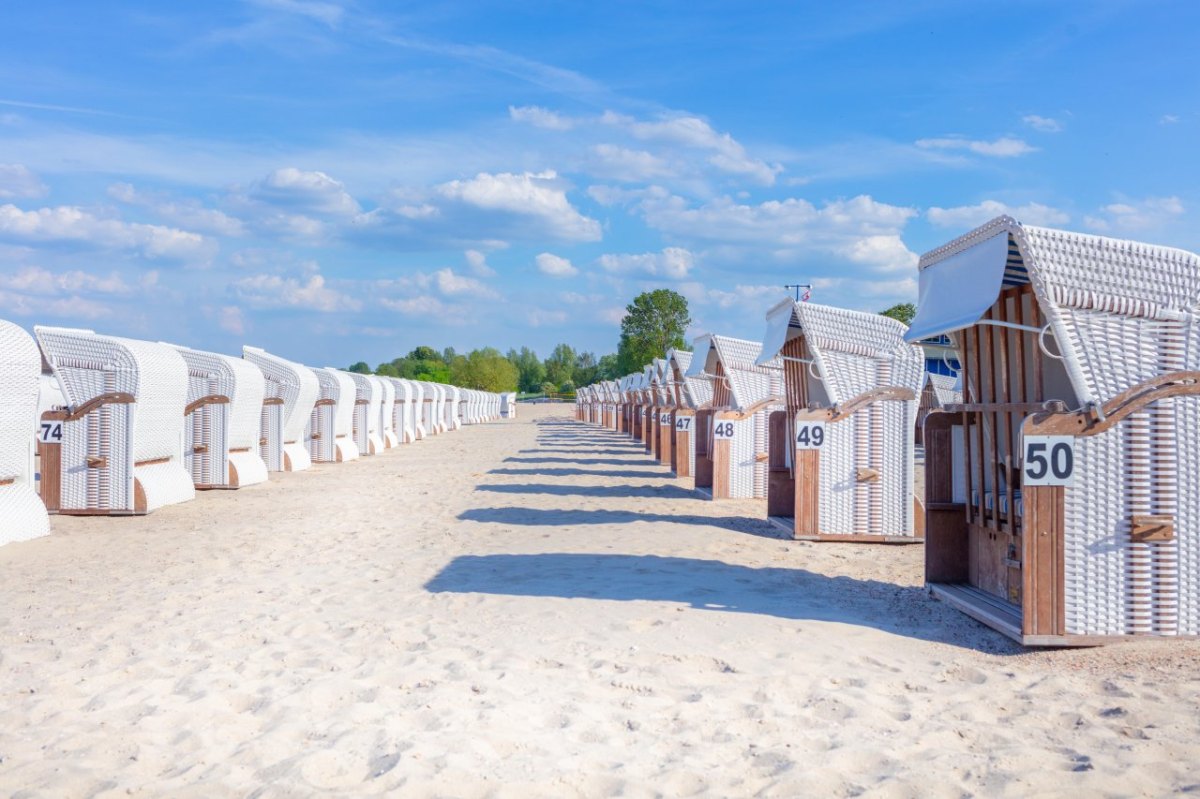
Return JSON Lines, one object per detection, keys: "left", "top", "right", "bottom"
{"left": 1, "top": 404, "right": 1199, "bottom": 797}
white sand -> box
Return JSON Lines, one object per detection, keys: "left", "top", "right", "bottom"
{"left": 2, "top": 404, "right": 1199, "bottom": 797}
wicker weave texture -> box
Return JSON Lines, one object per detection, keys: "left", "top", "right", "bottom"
{"left": 0, "top": 320, "right": 50, "bottom": 544}
{"left": 174, "top": 346, "right": 268, "bottom": 487}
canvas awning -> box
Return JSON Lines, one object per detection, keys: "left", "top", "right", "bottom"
{"left": 756, "top": 298, "right": 796, "bottom": 366}
{"left": 905, "top": 230, "right": 1011, "bottom": 342}
{"left": 684, "top": 336, "right": 714, "bottom": 378}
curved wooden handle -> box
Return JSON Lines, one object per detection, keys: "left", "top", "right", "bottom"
{"left": 1027, "top": 371, "right": 1200, "bottom": 436}
{"left": 184, "top": 394, "right": 230, "bottom": 416}
{"left": 66, "top": 392, "right": 135, "bottom": 422}
{"left": 262, "top": 397, "right": 285, "bottom": 406}
{"left": 796, "top": 386, "right": 917, "bottom": 423}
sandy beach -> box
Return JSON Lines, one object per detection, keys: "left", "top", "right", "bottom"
{"left": 2, "top": 403, "right": 1199, "bottom": 797}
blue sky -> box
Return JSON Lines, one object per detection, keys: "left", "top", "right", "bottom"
{"left": 1, "top": 1, "right": 1196, "bottom": 367}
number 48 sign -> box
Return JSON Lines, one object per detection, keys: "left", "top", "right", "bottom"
{"left": 1023, "top": 435, "right": 1075, "bottom": 487}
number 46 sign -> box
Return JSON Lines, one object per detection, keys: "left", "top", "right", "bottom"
{"left": 1022, "top": 435, "right": 1075, "bottom": 487}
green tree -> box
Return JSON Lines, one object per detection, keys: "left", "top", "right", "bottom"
{"left": 506, "top": 347, "right": 546, "bottom": 393}
{"left": 879, "top": 302, "right": 916, "bottom": 326}
{"left": 450, "top": 348, "right": 519, "bottom": 391}
{"left": 573, "top": 351, "right": 599, "bottom": 387}
{"left": 559, "top": 378, "right": 576, "bottom": 394}
{"left": 544, "top": 343, "right": 576, "bottom": 387}
{"left": 616, "top": 289, "right": 691, "bottom": 374}
{"left": 375, "top": 362, "right": 400, "bottom": 377}
{"left": 540, "top": 381, "right": 557, "bottom": 395}
{"left": 347, "top": 361, "right": 371, "bottom": 374}
{"left": 597, "top": 353, "right": 620, "bottom": 381}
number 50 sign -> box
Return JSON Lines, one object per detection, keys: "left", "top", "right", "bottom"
{"left": 1023, "top": 435, "right": 1075, "bottom": 487}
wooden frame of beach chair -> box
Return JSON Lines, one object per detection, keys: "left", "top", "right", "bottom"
{"left": 243, "top": 347, "right": 319, "bottom": 472}
{"left": 345, "top": 371, "right": 385, "bottom": 456}
{"left": 627, "top": 374, "right": 645, "bottom": 442}
{"left": 909, "top": 215, "right": 1200, "bottom": 645}
{"left": 171, "top": 344, "right": 269, "bottom": 489}
{"left": 308, "top": 368, "right": 359, "bottom": 463}
{"left": 757, "top": 300, "right": 924, "bottom": 543}
{"left": 35, "top": 326, "right": 195, "bottom": 515}
{"left": 602, "top": 382, "right": 617, "bottom": 430}
{"left": 665, "top": 348, "right": 714, "bottom": 479}
{"left": 651, "top": 361, "right": 675, "bottom": 465}
{"left": 0, "top": 320, "right": 51, "bottom": 544}
{"left": 684, "top": 334, "right": 783, "bottom": 500}
{"left": 917, "top": 372, "right": 962, "bottom": 446}
{"left": 376, "top": 376, "right": 398, "bottom": 449}
{"left": 640, "top": 366, "right": 657, "bottom": 455}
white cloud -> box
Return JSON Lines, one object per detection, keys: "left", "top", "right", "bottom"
{"left": 915, "top": 136, "right": 1036, "bottom": 157}
{"left": 601, "top": 111, "right": 781, "bottom": 185}
{"left": 508, "top": 105, "right": 575, "bottom": 131}
{"left": 0, "top": 290, "right": 113, "bottom": 320}
{"left": 380, "top": 294, "right": 452, "bottom": 317}
{"left": 0, "top": 265, "right": 136, "bottom": 296}
{"left": 1161, "top": 114, "right": 1180, "bottom": 125}
{"left": 1022, "top": 115, "right": 1063, "bottom": 133}
{"left": 597, "top": 247, "right": 694, "bottom": 279}
{"left": 560, "top": 291, "right": 604, "bottom": 305}
{"left": 256, "top": 167, "right": 361, "bottom": 216}
{"left": 435, "top": 170, "right": 601, "bottom": 242}
{"left": 927, "top": 200, "right": 1071, "bottom": 229}
{"left": 535, "top": 252, "right": 578, "bottom": 277}
{"left": 0, "top": 164, "right": 47, "bottom": 199}
{"left": 1083, "top": 196, "right": 1185, "bottom": 234}
{"left": 0, "top": 204, "right": 214, "bottom": 261}
{"left": 589, "top": 144, "right": 674, "bottom": 182}
{"left": 433, "top": 267, "right": 497, "bottom": 297}
{"left": 527, "top": 308, "right": 568, "bottom": 326}
{"left": 704, "top": 283, "right": 790, "bottom": 310}
{"left": 108, "top": 182, "right": 245, "bottom": 236}
{"left": 218, "top": 305, "right": 245, "bottom": 335}
{"left": 248, "top": 0, "right": 345, "bottom": 26}
{"left": 233, "top": 270, "right": 360, "bottom": 312}
{"left": 463, "top": 248, "right": 496, "bottom": 276}
{"left": 597, "top": 306, "right": 625, "bottom": 324}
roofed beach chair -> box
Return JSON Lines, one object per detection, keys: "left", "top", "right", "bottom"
{"left": 446, "top": 386, "right": 463, "bottom": 431}
{"left": 757, "top": 300, "right": 924, "bottom": 542}
{"left": 243, "top": 346, "right": 319, "bottom": 472}
{"left": 171, "top": 344, "right": 269, "bottom": 489}
{"left": 909, "top": 216, "right": 1200, "bottom": 645}
{"left": 0, "top": 320, "right": 50, "bottom": 544}
{"left": 35, "top": 326, "right": 195, "bottom": 514}
{"left": 345, "top": 371, "right": 385, "bottom": 456}
{"left": 409, "top": 380, "right": 427, "bottom": 439}
{"left": 501, "top": 391, "right": 517, "bottom": 418}
{"left": 685, "top": 335, "right": 783, "bottom": 500}
{"left": 377, "top": 376, "right": 399, "bottom": 449}
{"left": 308, "top": 368, "right": 359, "bottom": 462}
{"left": 665, "top": 348, "right": 714, "bottom": 478}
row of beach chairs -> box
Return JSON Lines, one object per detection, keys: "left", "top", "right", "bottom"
{"left": 0, "top": 324, "right": 517, "bottom": 545}
{"left": 576, "top": 215, "right": 1200, "bottom": 647}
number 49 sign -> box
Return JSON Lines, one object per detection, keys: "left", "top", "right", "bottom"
{"left": 1023, "top": 435, "right": 1075, "bottom": 487}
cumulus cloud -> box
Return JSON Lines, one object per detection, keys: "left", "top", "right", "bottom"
{"left": 0, "top": 204, "right": 214, "bottom": 261}
{"left": 233, "top": 269, "right": 360, "bottom": 312}
{"left": 597, "top": 247, "right": 694, "bottom": 279}
{"left": 601, "top": 111, "right": 781, "bottom": 185}
{"left": 589, "top": 144, "right": 674, "bottom": 182}
{"left": 255, "top": 167, "right": 361, "bottom": 216}
{"left": 217, "top": 305, "right": 245, "bottom": 335}
{"left": 612, "top": 189, "right": 918, "bottom": 271}
{"left": 704, "top": 283, "right": 790, "bottom": 310}
{"left": 1022, "top": 115, "right": 1063, "bottom": 133}
{"left": 435, "top": 170, "right": 601, "bottom": 242}
{"left": 508, "top": 105, "right": 575, "bottom": 130}
{"left": 433, "top": 267, "right": 498, "bottom": 298}
{"left": 463, "top": 248, "right": 496, "bottom": 276}
{"left": 1084, "top": 196, "right": 1185, "bottom": 233}
{"left": 915, "top": 136, "right": 1036, "bottom": 157}
{"left": 535, "top": 252, "right": 578, "bottom": 277}
{"left": 0, "top": 290, "right": 113, "bottom": 320}
{"left": 108, "top": 182, "right": 245, "bottom": 236}
{"left": 1161, "top": 114, "right": 1180, "bottom": 125}
{"left": 527, "top": 308, "right": 568, "bottom": 326}
{"left": 597, "top": 306, "right": 626, "bottom": 324}
{"left": 0, "top": 265, "right": 138, "bottom": 296}
{"left": 0, "top": 164, "right": 47, "bottom": 199}
{"left": 380, "top": 294, "right": 454, "bottom": 317}
{"left": 927, "top": 200, "right": 1070, "bottom": 229}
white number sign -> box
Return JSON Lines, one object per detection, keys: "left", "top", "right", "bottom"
{"left": 38, "top": 421, "right": 64, "bottom": 444}
{"left": 713, "top": 420, "right": 735, "bottom": 439}
{"left": 1023, "top": 435, "right": 1075, "bottom": 487}
{"left": 795, "top": 422, "right": 826, "bottom": 450}
{"left": 660, "top": 414, "right": 672, "bottom": 426}
{"left": 676, "top": 417, "right": 692, "bottom": 432}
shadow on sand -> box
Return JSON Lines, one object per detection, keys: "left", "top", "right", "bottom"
{"left": 489, "top": 467, "right": 672, "bottom": 479}
{"left": 476, "top": 482, "right": 699, "bottom": 500}
{"left": 505, "top": 456, "right": 654, "bottom": 465}
{"left": 424, "top": 553, "right": 1017, "bottom": 651}
{"left": 459, "top": 506, "right": 784, "bottom": 538}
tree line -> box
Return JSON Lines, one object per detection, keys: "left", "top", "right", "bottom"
{"left": 348, "top": 293, "right": 918, "bottom": 394}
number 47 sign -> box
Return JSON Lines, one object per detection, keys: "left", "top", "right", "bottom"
{"left": 1023, "top": 435, "right": 1075, "bottom": 487}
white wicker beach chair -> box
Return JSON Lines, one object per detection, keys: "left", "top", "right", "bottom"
{"left": 664, "top": 349, "right": 714, "bottom": 477}
{"left": 430, "top": 383, "right": 448, "bottom": 434}
{"left": 445, "top": 386, "right": 463, "bottom": 431}
{"left": 376, "top": 376, "right": 399, "bottom": 449}
{"left": 35, "top": 326, "right": 195, "bottom": 515}
{"left": 308, "top": 368, "right": 360, "bottom": 462}
{"left": 407, "top": 380, "right": 426, "bottom": 439}
{"left": 685, "top": 334, "right": 783, "bottom": 500}
{"left": 501, "top": 392, "right": 517, "bottom": 418}
{"left": 758, "top": 300, "right": 924, "bottom": 541}
{"left": 0, "top": 321, "right": 51, "bottom": 544}
{"left": 243, "top": 346, "right": 319, "bottom": 472}
{"left": 908, "top": 215, "right": 1200, "bottom": 645}
{"left": 170, "top": 344, "right": 269, "bottom": 489}
{"left": 345, "top": 371, "right": 385, "bottom": 456}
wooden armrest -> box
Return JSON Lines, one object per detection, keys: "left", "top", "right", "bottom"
{"left": 314, "top": 399, "right": 336, "bottom": 407}
{"left": 263, "top": 397, "right": 285, "bottom": 406}
{"left": 1131, "top": 515, "right": 1174, "bottom": 542}
{"left": 184, "top": 394, "right": 230, "bottom": 415}
{"left": 66, "top": 392, "right": 135, "bottom": 422}
{"left": 1027, "top": 371, "right": 1200, "bottom": 437}
{"left": 797, "top": 386, "right": 917, "bottom": 423}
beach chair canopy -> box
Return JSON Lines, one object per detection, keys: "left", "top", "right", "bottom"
{"left": 923, "top": 371, "right": 962, "bottom": 407}
{"left": 904, "top": 215, "right": 1200, "bottom": 407}
{"left": 686, "top": 333, "right": 781, "bottom": 413}
{"left": 666, "top": 348, "right": 714, "bottom": 409}
{"left": 758, "top": 300, "right": 924, "bottom": 405}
